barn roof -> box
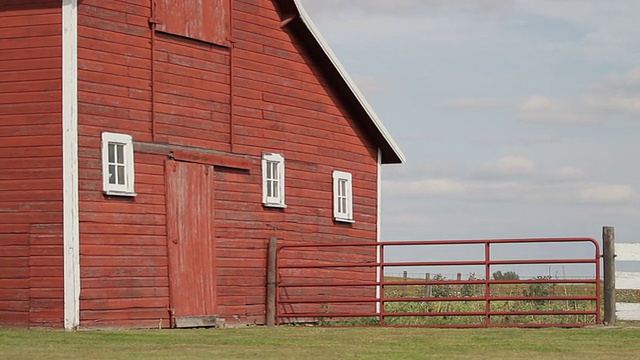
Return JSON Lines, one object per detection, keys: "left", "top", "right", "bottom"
{"left": 275, "top": 0, "right": 406, "bottom": 164}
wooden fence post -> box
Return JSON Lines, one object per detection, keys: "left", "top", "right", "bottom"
{"left": 603, "top": 226, "right": 615, "bottom": 326}
{"left": 424, "top": 273, "right": 431, "bottom": 298}
{"left": 402, "top": 271, "right": 408, "bottom": 296}
{"left": 266, "top": 237, "right": 277, "bottom": 327}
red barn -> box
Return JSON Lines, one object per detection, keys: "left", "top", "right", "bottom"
{"left": 0, "top": 0, "right": 404, "bottom": 329}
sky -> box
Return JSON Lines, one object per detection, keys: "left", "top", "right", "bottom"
{"left": 298, "top": 0, "right": 640, "bottom": 277}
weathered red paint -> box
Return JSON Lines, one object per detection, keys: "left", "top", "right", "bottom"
{"left": 2, "top": 0, "right": 385, "bottom": 329}
{"left": 165, "top": 161, "right": 217, "bottom": 326}
{"left": 155, "top": 0, "right": 230, "bottom": 46}
{"left": 0, "top": 0, "right": 63, "bottom": 328}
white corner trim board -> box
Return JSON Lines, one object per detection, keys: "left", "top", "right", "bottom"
{"left": 375, "top": 149, "right": 382, "bottom": 313}
{"left": 62, "top": 0, "right": 80, "bottom": 330}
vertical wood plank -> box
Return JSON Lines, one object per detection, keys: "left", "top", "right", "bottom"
{"left": 165, "top": 161, "right": 217, "bottom": 323}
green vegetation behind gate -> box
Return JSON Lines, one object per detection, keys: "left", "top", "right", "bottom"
{"left": 313, "top": 277, "right": 601, "bottom": 327}
{"left": 2, "top": 327, "right": 640, "bottom": 360}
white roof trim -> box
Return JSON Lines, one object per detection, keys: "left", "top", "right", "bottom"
{"left": 292, "top": 0, "right": 406, "bottom": 164}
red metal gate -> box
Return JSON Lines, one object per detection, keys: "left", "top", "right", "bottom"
{"left": 276, "top": 238, "right": 601, "bottom": 328}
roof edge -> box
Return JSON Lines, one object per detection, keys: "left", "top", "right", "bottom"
{"left": 289, "top": 0, "right": 406, "bottom": 164}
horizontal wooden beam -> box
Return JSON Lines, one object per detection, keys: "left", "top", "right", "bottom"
{"left": 170, "top": 148, "right": 252, "bottom": 170}
{"left": 134, "top": 142, "right": 253, "bottom": 171}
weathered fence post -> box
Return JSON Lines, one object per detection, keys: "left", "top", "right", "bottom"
{"left": 266, "top": 237, "right": 277, "bottom": 326}
{"left": 603, "top": 226, "right": 616, "bottom": 326}
{"left": 402, "top": 271, "right": 408, "bottom": 296}
{"left": 424, "top": 273, "right": 431, "bottom": 298}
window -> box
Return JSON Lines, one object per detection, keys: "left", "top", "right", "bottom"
{"left": 333, "top": 171, "right": 354, "bottom": 223}
{"left": 101, "top": 132, "right": 136, "bottom": 196}
{"left": 262, "top": 152, "right": 285, "bottom": 208}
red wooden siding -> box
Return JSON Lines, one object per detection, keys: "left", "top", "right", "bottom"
{"left": 165, "top": 161, "right": 217, "bottom": 326}
{"left": 212, "top": 0, "right": 379, "bottom": 324}
{"left": 0, "top": 1, "right": 63, "bottom": 328}
{"left": 155, "top": 0, "right": 230, "bottom": 47}
{"left": 76, "top": 0, "right": 169, "bottom": 328}
{"left": 153, "top": 33, "right": 231, "bottom": 150}
{"left": 75, "top": 0, "right": 379, "bottom": 327}
{"left": 0, "top": 226, "right": 29, "bottom": 327}
{"left": 29, "top": 224, "right": 64, "bottom": 328}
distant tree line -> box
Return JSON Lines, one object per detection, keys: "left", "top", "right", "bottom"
{"left": 492, "top": 271, "right": 520, "bottom": 280}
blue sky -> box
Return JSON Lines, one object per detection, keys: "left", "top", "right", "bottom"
{"left": 299, "top": 1, "right": 640, "bottom": 251}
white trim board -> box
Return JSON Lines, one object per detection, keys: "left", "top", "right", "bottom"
{"left": 615, "top": 271, "right": 640, "bottom": 290}
{"left": 62, "top": 0, "right": 80, "bottom": 330}
{"left": 616, "top": 243, "right": 640, "bottom": 262}
{"left": 616, "top": 302, "right": 640, "bottom": 321}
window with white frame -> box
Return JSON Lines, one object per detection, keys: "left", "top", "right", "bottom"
{"left": 333, "top": 170, "right": 354, "bottom": 222}
{"left": 262, "top": 152, "right": 285, "bottom": 207}
{"left": 101, "top": 132, "right": 136, "bottom": 196}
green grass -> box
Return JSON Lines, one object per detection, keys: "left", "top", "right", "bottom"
{"left": 2, "top": 327, "right": 640, "bottom": 359}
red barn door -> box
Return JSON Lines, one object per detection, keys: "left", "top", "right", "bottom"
{"left": 165, "top": 160, "right": 218, "bottom": 327}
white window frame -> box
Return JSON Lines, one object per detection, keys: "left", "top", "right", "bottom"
{"left": 333, "top": 170, "right": 354, "bottom": 223}
{"left": 262, "top": 152, "right": 286, "bottom": 208}
{"left": 101, "top": 132, "right": 136, "bottom": 196}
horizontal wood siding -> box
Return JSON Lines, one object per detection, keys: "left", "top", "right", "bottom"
{"left": 212, "top": 0, "right": 379, "bottom": 325}
{"left": 29, "top": 224, "right": 64, "bottom": 328}
{"left": 75, "top": 0, "right": 379, "bottom": 327}
{"left": 77, "top": 0, "right": 170, "bottom": 328}
{"left": 154, "top": 33, "right": 231, "bottom": 150}
{"left": 0, "top": 1, "right": 63, "bottom": 328}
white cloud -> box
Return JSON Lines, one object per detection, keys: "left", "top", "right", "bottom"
{"left": 449, "top": 97, "right": 504, "bottom": 109}
{"left": 300, "top": 0, "right": 514, "bottom": 16}
{"left": 516, "top": 94, "right": 604, "bottom": 125}
{"left": 550, "top": 167, "right": 585, "bottom": 181}
{"left": 516, "top": 66, "right": 640, "bottom": 125}
{"left": 392, "top": 178, "right": 467, "bottom": 196}
{"left": 578, "top": 184, "right": 635, "bottom": 204}
{"left": 518, "top": 1, "right": 640, "bottom": 64}
{"left": 299, "top": 0, "right": 515, "bottom": 48}
{"left": 383, "top": 214, "right": 437, "bottom": 227}
{"left": 478, "top": 156, "right": 537, "bottom": 177}
{"left": 582, "top": 67, "right": 640, "bottom": 117}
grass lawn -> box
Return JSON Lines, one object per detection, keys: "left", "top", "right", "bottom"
{"left": 1, "top": 326, "right": 639, "bottom": 360}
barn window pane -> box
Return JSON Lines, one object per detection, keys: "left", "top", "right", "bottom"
{"left": 117, "top": 165, "right": 125, "bottom": 185}
{"left": 333, "top": 171, "right": 353, "bottom": 222}
{"left": 116, "top": 143, "right": 124, "bottom": 164}
{"left": 262, "top": 153, "right": 285, "bottom": 208}
{"left": 102, "top": 132, "right": 136, "bottom": 196}
{"left": 108, "top": 165, "right": 116, "bottom": 184}
{"left": 108, "top": 143, "right": 115, "bottom": 163}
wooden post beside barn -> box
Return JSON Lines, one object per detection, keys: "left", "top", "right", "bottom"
{"left": 266, "top": 237, "right": 278, "bottom": 327}
{"left": 603, "top": 226, "right": 616, "bottom": 325}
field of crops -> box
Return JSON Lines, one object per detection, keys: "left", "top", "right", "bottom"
{"left": 312, "top": 275, "right": 602, "bottom": 327}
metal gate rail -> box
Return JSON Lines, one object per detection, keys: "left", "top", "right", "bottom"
{"left": 275, "top": 238, "right": 601, "bottom": 328}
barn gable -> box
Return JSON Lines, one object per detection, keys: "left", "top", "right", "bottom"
{"left": 0, "top": 0, "right": 403, "bottom": 329}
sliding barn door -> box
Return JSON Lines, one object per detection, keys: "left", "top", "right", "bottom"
{"left": 165, "top": 160, "right": 217, "bottom": 327}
